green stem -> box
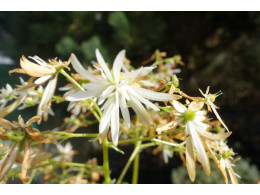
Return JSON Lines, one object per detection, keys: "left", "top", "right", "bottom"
{"left": 84, "top": 100, "right": 100, "bottom": 122}
{"left": 103, "top": 138, "right": 112, "bottom": 184}
{"left": 41, "top": 131, "right": 99, "bottom": 138}
{"left": 6, "top": 161, "right": 102, "bottom": 179}
{"left": 60, "top": 68, "right": 102, "bottom": 120}
{"left": 116, "top": 145, "right": 140, "bottom": 184}
{"left": 91, "top": 98, "right": 102, "bottom": 117}
{"left": 112, "top": 128, "right": 185, "bottom": 146}
{"left": 60, "top": 69, "right": 85, "bottom": 91}
{"left": 132, "top": 141, "right": 141, "bottom": 184}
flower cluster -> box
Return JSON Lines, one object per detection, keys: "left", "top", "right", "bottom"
{"left": 0, "top": 49, "right": 240, "bottom": 184}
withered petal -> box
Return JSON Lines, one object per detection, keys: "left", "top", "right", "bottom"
{"left": 20, "top": 55, "right": 56, "bottom": 77}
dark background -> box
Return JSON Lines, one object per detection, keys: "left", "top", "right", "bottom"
{"left": 0, "top": 12, "right": 259, "bottom": 183}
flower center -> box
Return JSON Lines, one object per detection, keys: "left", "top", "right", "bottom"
{"left": 184, "top": 110, "right": 196, "bottom": 121}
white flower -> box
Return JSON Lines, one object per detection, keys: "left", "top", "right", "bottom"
{"left": 216, "top": 141, "right": 240, "bottom": 184}
{"left": 66, "top": 49, "right": 178, "bottom": 146}
{"left": 37, "top": 76, "right": 57, "bottom": 123}
{"left": 56, "top": 142, "right": 76, "bottom": 162}
{"left": 9, "top": 55, "right": 59, "bottom": 123}
{"left": 172, "top": 100, "right": 231, "bottom": 182}
{"left": 0, "top": 84, "right": 15, "bottom": 109}
{"left": 199, "top": 86, "right": 229, "bottom": 131}
{"left": 162, "top": 145, "right": 174, "bottom": 164}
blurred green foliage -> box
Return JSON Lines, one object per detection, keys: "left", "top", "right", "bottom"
{"left": 171, "top": 158, "right": 260, "bottom": 184}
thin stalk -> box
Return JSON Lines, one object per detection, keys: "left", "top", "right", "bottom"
{"left": 132, "top": 141, "right": 141, "bottom": 184}
{"left": 84, "top": 100, "right": 100, "bottom": 122}
{"left": 60, "top": 69, "right": 85, "bottom": 91}
{"left": 112, "top": 128, "right": 185, "bottom": 146}
{"left": 60, "top": 68, "right": 102, "bottom": 120}
{"left": 6, "top": 161, "right": 102, "bottom": 179}
{"left": 116, "top": 145, "right": 140, "bottom": 184}
{"left": 41, "top": 131, "right": 99, "bottom": 138}
{"left": 103, "top": 138, "right": 112, "bottom": 184}
{"left": 132, "top": 128, "right": 142, "bottom": 184}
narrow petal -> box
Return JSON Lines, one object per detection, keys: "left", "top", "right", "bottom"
{"left": 188, "top": 122, "right": 210, "bottom": 176}
{"left": 211, "top": 104, "right": 229, "bottom": 132}
{"left": 82, "top": 83, "right": 108, "bottom": 91}
{"left": 128, "top": 66, "right": 155, "bottom": 83}
{"left": 128, "top": 95, "right": 153, "bottom": 126}
{"left": 113, "top": 50, "right": 125, "bottom": 84}
{"left": 226, "top": 160, "right": 239, "bottom": 184}
{"left": 37, "top": 77, "right": 57, "bottom": 120}
{"left": 192, "top": 121, "right": 232, "bottom": 141}
{"left": 18, "top": 115, "right": 25, "bottom": 127}
{"left": 98, "top": 85, "right": 115, "bottom": 105}
{"left": 110, "top": 92, "right": 120, "bottom": 146}
{"left": 20, "top": 139, "right": 31, "bottom": 182}
{"left": 0, "top": 95, "right": 26, "bottom": 118}
{"left": 100, "top": 95, "right": 115, "bottom": 111}
{"left": 28, "top": 55, "right": 47, "bottom": 67}
{"left": 172, "top": 100, "right": 187, "bottom": 113}
{"left": 127, "top": 86, "right": 159, "bottom": 111}
{"left": 219, "top": 159, "right": 229, "bottom": 184}
{"left": 30, "top": 152, "right": 53, "bottom": 165}
{"left": 156, "top": 118, "right": 183, "bottom": 132}
{"left": 34, "top": 75, "right": 51, "bottom": 84}
{"left": 25, "top": 115, "right": 41, "bottom": 127}
{"left": 186, "top": 125, "right": 196, "bottom": 182}
{"left": 133, "top": 86, "right": 180, "bottom": 102}
{"left": 119, "top": 95, "right": 131, "bottom": 128}
{"left": 65, "top": 91, "right": 95, "bottom": 101}
{"left": 99, "top": 101, "right": 114, "bottom": 136}
{"left": 95, "top": 49, "right": 114, "bottom": 82}
{"left": 0, "top": 118, "right": 13, "bottom": 130}
{"left": 70, "top": 53, "right": 102, "bottom": 83}
{"left": 0, "top": 142, "right": 20, "bottom": 181}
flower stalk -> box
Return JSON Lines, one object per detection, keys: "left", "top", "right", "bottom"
{"left": 102, "top": 138, "right": 112, "bottom": 184}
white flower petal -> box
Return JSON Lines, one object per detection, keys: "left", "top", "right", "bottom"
{"left": 34, "top": 75, "right": 52, "bottom": 84}
{"left": 185, "top": 125, "right": 196, "bottom": 182}
{"left": 133, "top": 66, "right": 155, "bottom": 78}
{"left": 99, "top": 103, "right": 113, "bottom": 136}
{"left": 192, "top": 121, "right": 232, "bottom": 141}
{"left": 119, "top": 95, "right": 131, "bottom": 128}
{"left": 100, "top": 95, "right": 115, "bottom": 111}
{"left": 70, "top": 53, "right": 102, "bottom": 83}
{"left": 29, "top": 55, "right": 46, "bottom": 67}
{"left": 132, "top": 86, "right": 175, "bottom": 101}
{"left": 188, "top": 122, "right": 210, "bottom": 176}
{"left": 98, "top": 85, "right": 115, "bottom": 105}
{"left": 173, "top": 100, "right": 187, "bottom": 113}
{"left": 119, "top": 87, "right": 130, "bottom": 101}
{"left": 128, "top": 95, "right": 153, "bottom": 126}
{"left": 110, "top": 92, "right": 120, "bottom": 146}
{"left": 82, "top": 82, "right": 109, "bottom": 93}
{"left": 95, "top": 49, "right": 114, "bottom": 82}
{"left": 37, "top": 76, "right": 57, "bottom": 117}
{"left": 127, "top": 86, "right": 159, "bottom": 111}
{"left": 211, "top": 104, "right": 229, "bottom": 131}
{"left": 113, "top": 50, "right": 125, "bottom": 84}
{"left": 65, "top": 91, "right": 94, "bottom": 101}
